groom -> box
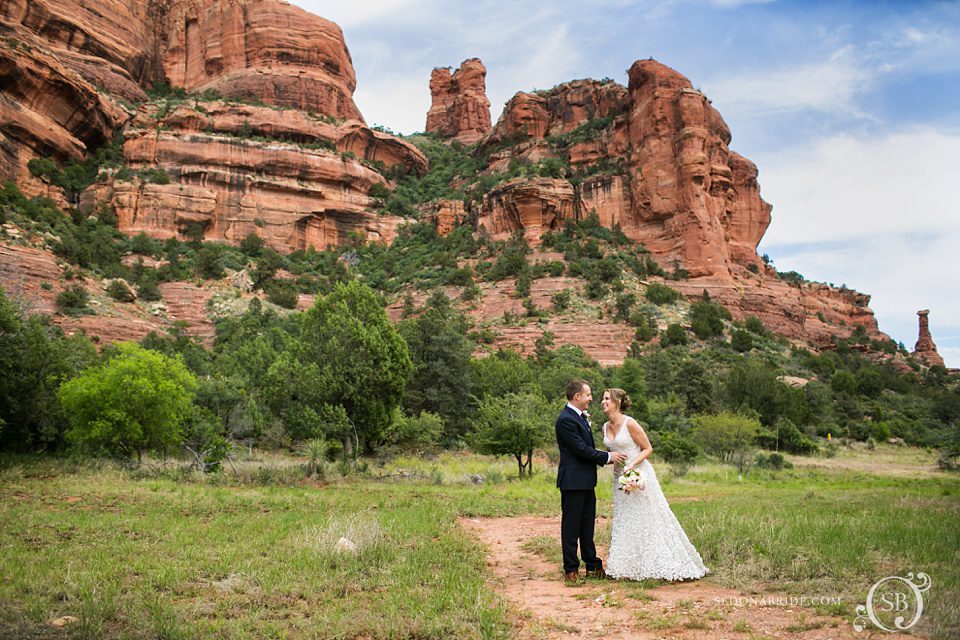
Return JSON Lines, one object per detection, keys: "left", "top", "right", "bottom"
{"left": 555, "top": 380, "right": 626, "bottom": 582}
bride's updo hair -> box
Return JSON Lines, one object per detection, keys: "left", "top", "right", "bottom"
{"left": 607, "top": 388, "right": 631, "bottom": 411}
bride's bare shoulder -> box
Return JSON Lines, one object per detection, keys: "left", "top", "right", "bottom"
{"left": 625, "top": 417, "right": 651, "bottom": 440}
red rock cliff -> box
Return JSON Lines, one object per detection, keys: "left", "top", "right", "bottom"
{"left": 3, "top": 0, "right": 425, "bottom": 253}
{"left": 473, "top": 62, "right": 885, "bottom": 350}
{"left": 0, "top": 0, "right": 155, "bottom": 193}
{"left": 161, "top": 0, "right": 364, "bottom": 120}
{"left": 425, "top": 58, "right": 491, "bottom": 144}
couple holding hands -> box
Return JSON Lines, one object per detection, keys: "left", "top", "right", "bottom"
{"left": 555, "top": 380, "right": 709, "bottom": 583}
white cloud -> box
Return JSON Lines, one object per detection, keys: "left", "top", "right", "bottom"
{"left": 707, "top": 0, "right": 774, "bottom": 7}
{"left": 757, "top": 128, "right": 960, "bottom": 245}
{"left": 940, "top": 347, "right": 960, "bottom": 369}
{"left": 291, "top": 0, "right": 423, "bottom": 29}
{"left": 757, "top": 127, "right": 960, "bottom": 367}
{"left": 704, "top": 46, "right": 877, "bottom": 117}
{"left": 763, "top": 233, "right": 960, "bottom": 367}
{"left": 354, "top": 75, "right": 432, "bottom": 134}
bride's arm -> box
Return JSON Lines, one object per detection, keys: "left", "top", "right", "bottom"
{"left": 623, "top": 419, "right": 653, "bottom": 472}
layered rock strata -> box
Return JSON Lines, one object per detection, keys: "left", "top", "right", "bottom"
{"left": 425, "top": 58, "right": 491, "bottom": 144}
{"left": 477, "top": 66, "right": 768, "bottom": 278}
{"left": 914, "top": 309, "right": 945, "bottom": 367}
{"left": 161, "top": 0, "right": 364, "bottom": 120}
{"left": 82, "top": 100, "right": 425, "bottom": 252}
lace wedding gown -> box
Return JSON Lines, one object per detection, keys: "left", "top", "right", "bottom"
{"left": 603, "top": 416, "right": 710, "bottom": 581}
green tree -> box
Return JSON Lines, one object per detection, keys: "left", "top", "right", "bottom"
{"left": 56, "top": 284, "right": 91, "bottom": 316}
{"left": 831, "top": 370, "right": 857, "bottom": 395}
{"left": 731, "top": 329, "right": 754, "bottom": 352}
{"left": 611, "top": 358, "right": 649, "bottom": 419}
{"left": 643, "top": 349, "right": 677, "bottom": 398}
{"left": 400, "top": 291, "right": 474, "bottom": 436}
{"left": 725, "top": 358, "right": 780, "bottom": 425}
{"left": 691, "top": 411, "right": 760, "bottom": 472}
{"left": 268, "top": 281, "right": 412, "bottom": 453}
{"left": 240, "top": 232, "right": 264, "bottom": 257}
{"left": 0, "top": 287, "right": 96, "bottom": 451}
{"left": 674, "top": 360, "right": 714, "bottom": 414}
{"left": 195, "top": 245, "right": 225, "bottom": 279}
{"left": 58, "top": 343, "right": 197, "bottom": 462}
{"left": 383, "top": 411, "right": 444, "bottom": 449}
{"left": 471, "top": 392, "right": 552, "bottom": 477}
{"left": 469, "top": 349, "right": 538, "bottom": 400}
{"left": 689, "top": 301, "right": 730, "bottom": 339}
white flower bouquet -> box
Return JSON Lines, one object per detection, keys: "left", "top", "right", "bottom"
{"left": 617, "top": 468, "right": 645, "bottom": 493}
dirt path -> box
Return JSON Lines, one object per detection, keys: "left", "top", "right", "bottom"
{"left": 460, "top": 516, "right": 885, "bottom": 640}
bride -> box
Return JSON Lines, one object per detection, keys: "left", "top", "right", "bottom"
{"left": 601, "top": 388, "right": 710, "bottom": 581}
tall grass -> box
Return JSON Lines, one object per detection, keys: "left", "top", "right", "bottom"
{"left": 0, "top": 447, "right": 957, "bottom": 638}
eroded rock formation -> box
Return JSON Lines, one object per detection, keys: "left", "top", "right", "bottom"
{"left": 161, "top": 0, "right": 364, "bottom": 120}
{"left": 477, "top": 66, "right": 768, "bottom": 279}
{"left": 425, "top": 58, "right": 491, "bottom": 144}
{"left": 2, "top": 0, "right": 427, "bottom": 254}
{"left": 0, "top": 0, "right": 145, "bottom": 194}
{"left": 914, "top": 309, "right": 945, "bottom": 367}
{"left": 82, "top": 100, "right": 425, "bottom": 252}
{"left": 477, "top": 178, "right": 574, "bottom": 245}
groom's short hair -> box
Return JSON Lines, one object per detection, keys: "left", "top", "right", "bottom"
{"left": 565, "top": 379, "right": 589, "bottom": 400}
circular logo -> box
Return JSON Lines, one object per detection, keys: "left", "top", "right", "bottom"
{"left": 854, "top": 572, "right": 931, "bottom": 633}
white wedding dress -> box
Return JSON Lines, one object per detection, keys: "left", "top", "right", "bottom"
{"left": 603, "top": 416, "right": 710, "bottom": 581}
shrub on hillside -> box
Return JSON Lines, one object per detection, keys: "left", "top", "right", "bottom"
{"left": 56, "top": 285, "right": 91, "bottom": 316}
{"left": 106, "top": 280, "right": 135, "bottom": 303}
{"left": 644, "top": 283, "right": 679, "bottom": 305}
{"left": 661, "top": 323, "right": 688, "bottom": 346}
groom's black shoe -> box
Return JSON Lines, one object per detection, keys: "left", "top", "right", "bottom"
{"left": 585, "top": 568, "right": 606, "bottom": 579}
{"left": 563, "top": 571, "right": 581, "bottom": 583}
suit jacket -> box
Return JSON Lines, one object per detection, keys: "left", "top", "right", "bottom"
{"left": 555, "top": 405, "right": 609, "bottom": 490}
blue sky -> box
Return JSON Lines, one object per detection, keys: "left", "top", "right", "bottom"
{"left": 296, "top": 0, "right": 960, "bottom": 366}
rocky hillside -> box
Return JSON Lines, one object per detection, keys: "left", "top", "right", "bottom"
{"left": 0, "top": 0, "right": 946, "bottom": 368}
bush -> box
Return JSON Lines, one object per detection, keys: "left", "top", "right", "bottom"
{"left": 137, "top": 276, "right": 162, "bottom": 302}
{"left": 552, "top": 289, "right": 572, "bottom": 311}
{"left": 645, "top": 283, "right": 679, "bottom": 305}
{"left": 130, "top": 233, "right": 161, "bottom": 256}
{"left": 756, "top": 418, "right": 817, "bottom": 454}
{"left": 470, "top": 392, "right": 552, "bottom": 477}
{"left": 691, "top": 411, "right": 760, "bottom": 472}
{"left": 731, "top": 329, "right": 753, "bottom": 352}
{"left": 195, "top": 245, "right": 225, "bottom": 279}
{"left": 58, "top": 343, "right": 197, "bottom": 462}
{"left": 756, "top": 451, "right": 793, "bottom": 470}
{"left": 240, "top": 232, "right": 264, "bottom": 257}
{"left": 181, "top": 407, "right": 229, "bottom": 472}
{"left": 654, "top": 430, "right": 700, "bottom": 464}
{"left": 265, "top": 281, "right": 299, "bottom": 309}
{"left": 689, "top": 301, "right": 730, "bottom": 339}
{"left": 745, "top": 316, "right": 766, "bottom": 335}
{"left": 384, "top": 411, "right": 444, "bottom": 449}
{"left": 661, "top": 323, "right": 687, "bottom": 346}
{"left": 56, "top": 285, "right": 91, "bottom": 316}
{"left": 106, "top": 280, "right": 135, "bottom": 303}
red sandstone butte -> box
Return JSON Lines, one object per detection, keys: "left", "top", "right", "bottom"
{"left": 478, "top": 66, "right": 769, "bottom": 279}
{"left": 162, "top": 0, "right": 364, "bottom": 120}
{"left": 80, "top": 100, "right": 425, "bottom": 253}
{"left": 425, "top": 58, "right": 491, "bottom": 144}
{"left": 914, "top": 309, "right": 945, "bottom": 367}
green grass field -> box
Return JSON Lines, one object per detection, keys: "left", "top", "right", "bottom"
{"left": 1, "top": 444, "right": 957, "bottom": 639}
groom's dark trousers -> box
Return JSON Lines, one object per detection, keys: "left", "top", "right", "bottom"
{"left": 555, "top": 405, "right": 610, "bottom": 574}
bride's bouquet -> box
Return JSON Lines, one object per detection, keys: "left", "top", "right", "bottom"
{"left": 617, "top": 468, "right": 645, "bottom": 493}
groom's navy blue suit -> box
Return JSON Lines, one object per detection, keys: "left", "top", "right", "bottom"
{"left": 556, "top": 404, "right": 610, "bottom": 574}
